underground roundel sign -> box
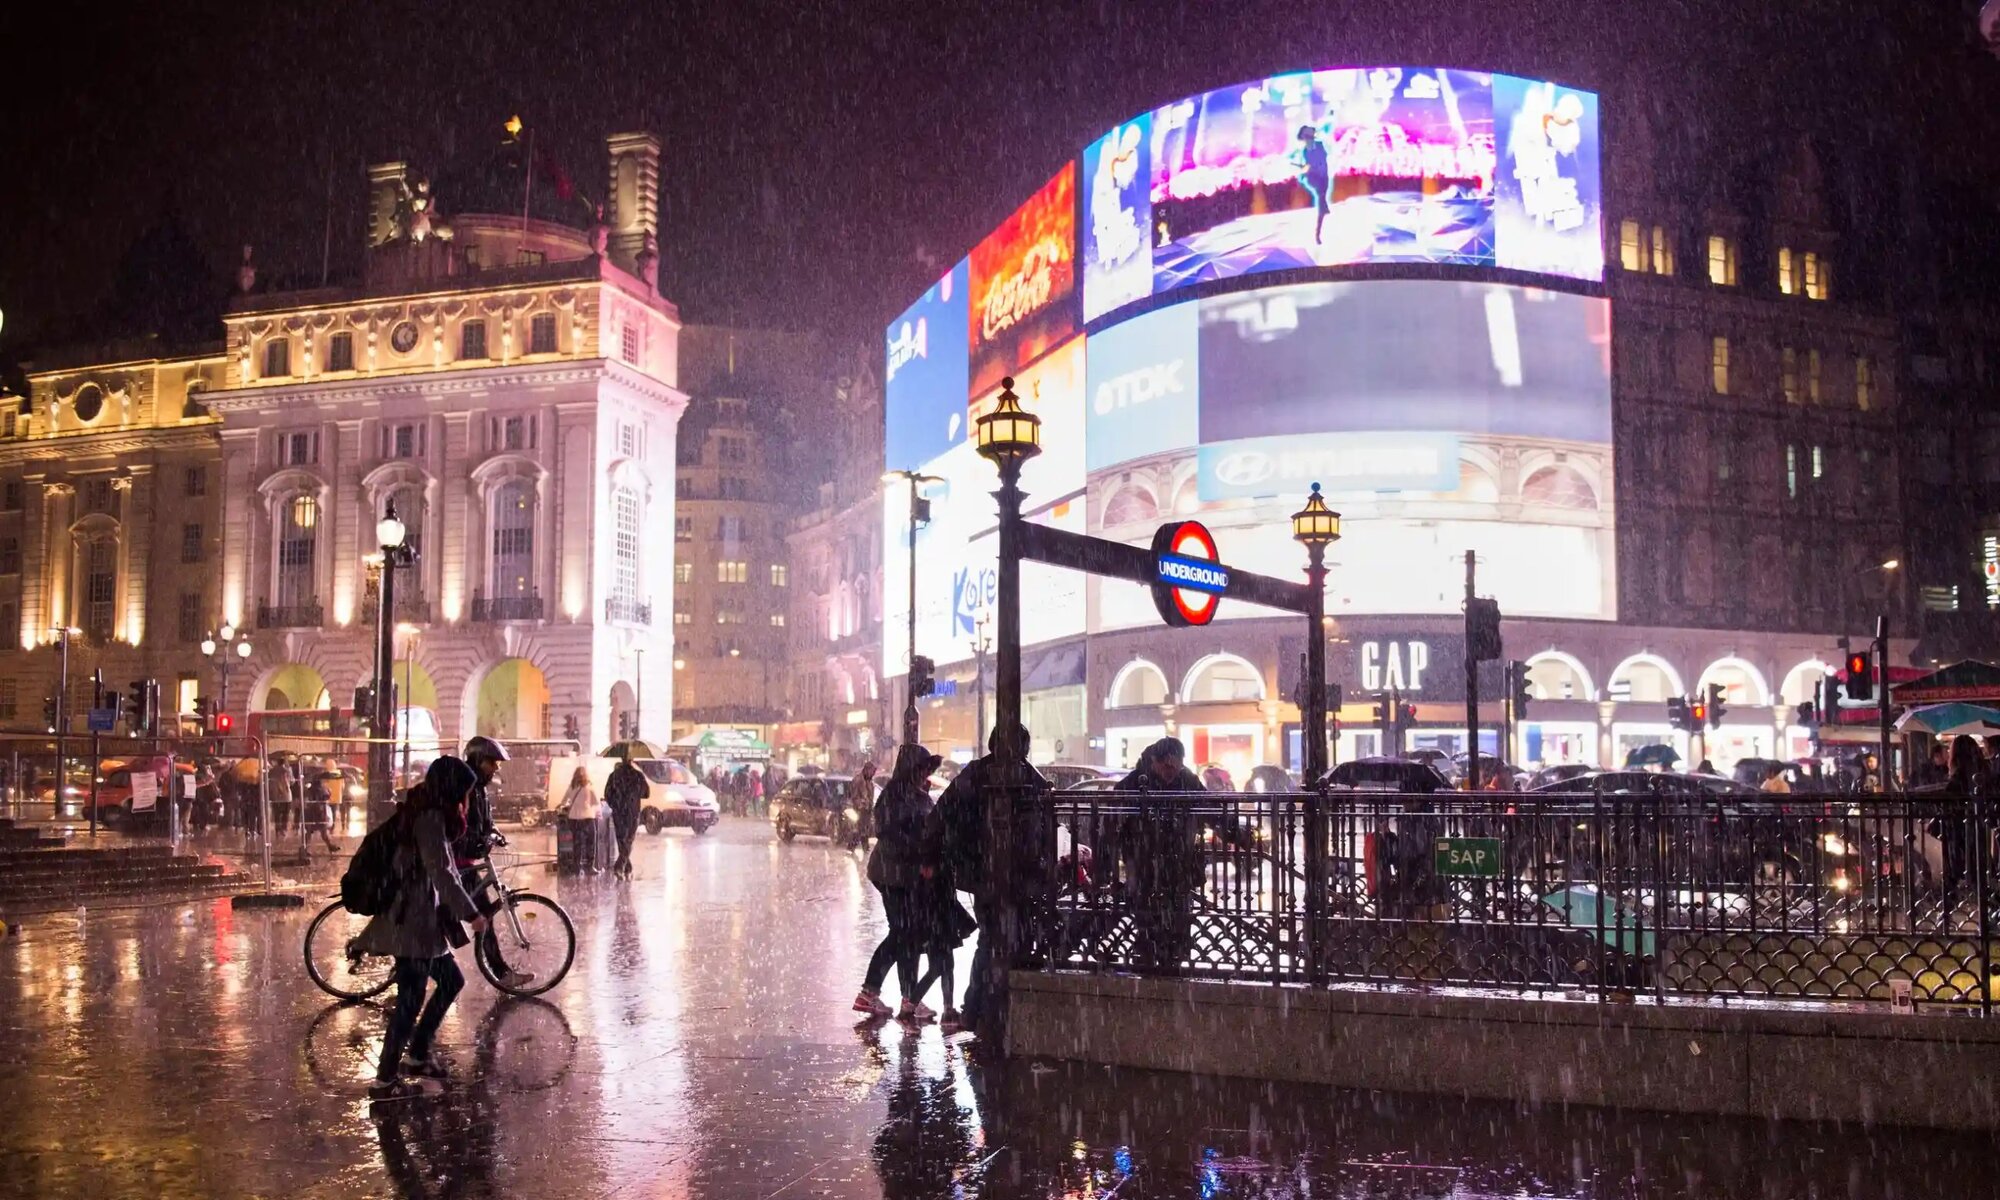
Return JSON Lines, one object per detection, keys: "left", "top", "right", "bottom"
{"left": 1150, "top": 520, "right": 1229, "bottom": 627}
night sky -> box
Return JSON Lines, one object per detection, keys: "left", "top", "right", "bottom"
{"left": 1, "top": 1, "right": 1994, "bottom": 356}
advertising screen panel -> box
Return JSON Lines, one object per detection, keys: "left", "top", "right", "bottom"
{"left": 969, "top": 164, "right": 1077, "bottom": 395}
{"left": 1493, "top": 74, "right": 1603, "bottom": 280}
{"left": 1083, "top": 300, "right": 1199, "bottom": 473}
{"left": 884, "top": 258, "right": 971, "bottom": 471}
{"left": 1081, "top": 115, "right": 1154, "bottom": 322}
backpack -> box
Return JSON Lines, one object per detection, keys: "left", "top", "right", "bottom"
{"left": 937, "top": 773, "right": 987, "bottom": 893}
{"left": 340, "top": 809, "right": 408, "bottom": 916}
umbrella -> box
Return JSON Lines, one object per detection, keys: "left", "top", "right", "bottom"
{"left": 1893, "top": 702, "right": 2000, "bottom": 738}
{"left": 1623, "top": 744, "right": 1679, "bottom": 768}
{"left": 598, "top": 740, "right": 662, "bottom": 759}
{"left": 1540, "top": 885, "right": 1656, "bottom": 959}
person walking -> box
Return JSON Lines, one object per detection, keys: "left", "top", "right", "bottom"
{"left": 915, "top": 791, "right": 978, "bottom": 1032}
{"left": 749, "top": 767, "right": 766, "bottom": 817}
{"left": 605, "top": 750, "right": 649, "bottom": 878}
{"left": 562, "top": 766, "right": 599, "bottom": 875}
{"left": 304, "top": 765, "right": 339, "bottom": 852}
{"left": 853, "top": 743, "right": 940, "bottom": 1022}
{"left": 846, "top": 759, "right": 879, "bottom": 847}
{"left": 457, "top": 737, "right": 530, "bottom": 990}
{"left": 352, "top": 756, "right": 487, "bottom": 1100}
{"left": 935, "top": 725, "right": 1046, "bottom": 1033}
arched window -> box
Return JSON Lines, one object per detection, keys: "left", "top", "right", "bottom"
{"left": 389, "top": 482, "right": 426, "bottom": 561}
{"left": 491, "top": 480, "right": 536, "bottom": 599}
{"left": 1182, "top": 655, "right": 1265, "bottom": 704}
{"left": 611, "top": 486, "right": 641, "bottom": 605}
{"left": 276, "top": 494, "right": 318, "bottom": 608}
{"left": 81, "top": 537, "right": 117, "bottom": 641}
{"left": 1102, "top": 485, "right": 1159, "bottom": 527}
{"left": 1697, "top": 657, "right": 1771, "bottom": 707}
{"left": 1779, "top": 661, "right": 1832, "bottom": 709}
{"left": 1525, "top": 652, "right": 1593, "bottom": 701}
{"left": 1109, "top": 661, "right": 1170, "bottom": 708}
{"left": 1521, "top": 465, "right": 1598, "bottom": 511}
{"left": 1608, "top": 655, "right": 1682, "bottom": 703}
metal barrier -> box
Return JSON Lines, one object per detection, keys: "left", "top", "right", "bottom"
{"left": 1029, "top": 789, "right": 1998, "bottom": 1013}
{"left": 255, "top": 733, "right": 579, "bottom": 829}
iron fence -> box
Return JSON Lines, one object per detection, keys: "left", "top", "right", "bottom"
{"left": 1028, "top": 789, "right": 1998, "bottom": 1013}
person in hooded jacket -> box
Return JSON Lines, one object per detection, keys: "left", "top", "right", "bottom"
{"left": 1113, "top": 737, "right": 1216, "bottom": 970}
{"left": 353, "top": 756, "right": 487, "bottom": 1099}
{"left": 853, "top": 743, "right": 940, "bottom": 1022}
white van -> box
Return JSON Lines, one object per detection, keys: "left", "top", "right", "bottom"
{"left": 541, "top": 756, "right": 720, "bottom": 835}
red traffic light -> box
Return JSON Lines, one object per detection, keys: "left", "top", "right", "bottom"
{"left": 1689, "top": 702, "right": 1707, "bottom": 725}
{"left": 215, "top": 713, "right": 234, "bottom": 733}
{"left": 1845, "top": 651, "right": 1869, "bottom": 679}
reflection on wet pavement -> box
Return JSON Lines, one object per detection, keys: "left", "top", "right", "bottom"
{"left": 0, "top": 817, "right": 1987, "bottom": 1198}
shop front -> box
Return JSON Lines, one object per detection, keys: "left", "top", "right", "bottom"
{"left": 1611, "top": 722, "right": 1689, "bottom": 768}
{"left": 1180, "top": 722, "right": 1264, "bottom": 786}
{"left": 1520, "top": 720, "right": 1598, "bottom": 768}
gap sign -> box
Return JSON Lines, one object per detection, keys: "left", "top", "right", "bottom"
{"left": 1150, "top": 520, "right": 1229, "bottom": 627}
{"left": 1434, "top": 837, "right": 1502, "bottom": 878}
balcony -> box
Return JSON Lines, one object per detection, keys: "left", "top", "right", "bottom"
{"left": 605, "top": 597, "right": 652, "bottom": 626}
{"left": 359, "top": 585, "right": 433, "bottom": 626}
{"left": 257, "top": 601, "right": 324, "bottom": 629}
{"left": 470, "top": 590, "right": 545, "bottom": 622}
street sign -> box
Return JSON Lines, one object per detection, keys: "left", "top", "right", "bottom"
{"left": 86, "top": 708, "right": 116, "bottom": 733}
{"left": 1150, "top": 520, "right": 1228, "bottom": 627}
{"left": 1434, "top": 837, "right": 1502, "bottom": 878}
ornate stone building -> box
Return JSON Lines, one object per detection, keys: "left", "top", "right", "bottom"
{"left": 0, "top": 131, "right": 689, "bottom": 752}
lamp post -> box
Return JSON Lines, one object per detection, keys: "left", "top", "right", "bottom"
{"left": 883, "top": 468, "right": 944, "bottom": 747}
{"left": 1290, "top": 484, "right": 1342, "bottom": 786}
{"left": 973, "top": 612, "right": 991, "bottom": 754}
{"left": 50, "top": 625, "right": 79, "bottom": 818}
{"left": 200, "top": 623, "right": 254, "bottom": 731}
{"left": 973, "top": 376, "right": 1040, "bottom": 1048}
{"left": 369, "top": 503, "right": 415, "bottom": 814}
{"left": 395, "top": 622, "right": 421, "bottom": 783}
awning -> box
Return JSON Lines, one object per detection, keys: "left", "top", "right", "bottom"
{"left": 1894, "top": 702, "right": 2000, "bottom": 738}
{"left": 1890, "top": 660, "right": 2000, "bottom": 705}
{"left": 672, "top": 729, "right": 773, "bottom": 760}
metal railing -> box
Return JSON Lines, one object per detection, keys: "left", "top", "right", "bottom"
{"left": 1026, "top": 789, "right": 1997, "bottom": 1013}
{"left": 359, "top": 585, "right": 432, "bottom": 625}
{"left": 604, "top": 597, "right": 652, "bottom": 625}
{"left": 256, "top": 601, "right": 323, "bottom": 629}
{"left": 469, "top": 591, "right": 545, "bottom": 622}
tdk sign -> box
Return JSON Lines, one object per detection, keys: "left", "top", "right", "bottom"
{"left": 1150, "top": 520, "right": 1230, "bottom": 627}
{"left": 1093, "top": 359, "right": 1186, "bottom": 415}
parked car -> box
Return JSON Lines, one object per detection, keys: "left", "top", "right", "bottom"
{"left": 87, "top": 758, "right": 196, "bottom": 827}
{"left": 1526, "top": 763, "right": 1595, "bottom": 790}
{"left": 539, "top": 755, "right": 718, "bottom": 835}
{"left": 1040, "top": 763, "right": 1123, "bottom": 790}
{"left": 771, "top": 774, "right": 872, "bottom": 846}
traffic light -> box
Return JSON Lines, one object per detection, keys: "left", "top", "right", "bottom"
{"left": 562, "top": 714, "right": 581, "bottom": 743}
{"left": 910, "top": 655, "right": 936, "bottom": 698}
{"left": 1466, "top": 597, "right": 1502, "bottom": 662}
{"left": 192, "top": 696, "right": 211, "bottom": 733}
{"left": 1688, "top": 698, "right": 1708, "bottom": 728}
{"left": 214, "top": 712, "right": 233, "bottom": 734}
{"left": 1666, "top": 696, "right": 1690, "bottom": 731}
{"left": 1706, "top": 682, "right": 1727, "bottom": 729}
{"left": 1507, "top": 660, "right": 1532, "bottom": 719}
{"left": 1375, "top": 693, "right": 1393, "bottom": 735}
{"left": 41, "top": 696, "right": 56, "bottom": 732}
{"left": 1844, "top": 650, "right": 1874, "bottom": 702}
{"left": 616, "top": 710, "right": 634, "bottom": 740}
{"left": 1399, "top": 701, "right": 1417, "bottom": 726}
{"left": 127, "top": 680, "right": 153, "bottom": 737}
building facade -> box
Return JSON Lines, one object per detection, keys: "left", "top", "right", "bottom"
{"left": 1, "top": 132, "right": 689, "bottom": 753}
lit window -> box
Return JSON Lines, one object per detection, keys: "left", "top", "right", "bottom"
{"left": 1649, "top": 225, "right": 1674, "bottom": 276}
{"left": 675, "top": 516, "right": 692, "bottom": 542}
{"left": 1804, "top": 252, "right": 1828, "bottom": 300}
{"left": 529, "top": 313, "right": 558, "bottom": 355}
{"left": 1785, "top": 445, "right": 1798, "bottom": 498}
{"left": 612, "top": 487, "right": 641, "bottom": 604}
{"left": 769, "top": 563, "right": 788, "bottom": 587}
{"left": 327, "top": 332, "right": 355, "bottom": 372}
{"left": 770, "top": 613, "right": 786, "bottom": 627}
{"left": 1706, "top": 235, "right": 1737, "bottom": 286}
{"left": 1782, "top": 348, "right": 1801, "bottom": 404}
{"left": 1856, "top": 356, "right": 1873, "bottom": 411}
{"left": 490, "top": 480, "right": 537, "bottom": 599}
{"left": 1811, "top": 444, "right": 1825, "bottom": 480}
{"left": 1619, "top": 220, "right": 1642, "bottom": 272}
{"left": 1778, "top": 247, "right": 1795, "bottom": 295}
{"left": 674, "top": 562, "right": 693, "bottom": 584}
{"left": 262, "top": 339, "right": 291, "bottom": 379}
{"left": 1710, "top": 337, "right": 1730, "bottom": 395}
{"left": 716, "top": 561, "right": 747, "bottom": 584}
{"left": 1807, "top": 349, "right": 1822, "bottom": 404}
{"left": 460, "top": 320, "right": 488, "bottom": 361}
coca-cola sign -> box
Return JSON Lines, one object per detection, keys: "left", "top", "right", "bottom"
{"left": 969, "top": 163, "right": 1076, "bottom": 394}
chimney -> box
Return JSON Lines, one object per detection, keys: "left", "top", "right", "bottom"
{"left": 604, "top": 132, "right": 661, "bottom": 276}
{"left": 366, "top": 161, "right": 409, "bottom": 248}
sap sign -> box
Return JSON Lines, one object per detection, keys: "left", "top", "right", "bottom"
{"left": 1084, "top": 300, "right": 1200, "bottom": 472}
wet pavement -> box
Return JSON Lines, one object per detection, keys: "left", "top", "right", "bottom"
{"left": 0, "top": 815, "right": 1992, "bottom": 1199}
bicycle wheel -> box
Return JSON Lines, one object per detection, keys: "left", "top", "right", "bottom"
{"left": 303, "top": 900, "right": 396, "bottom": 1001}
{"left": 475, "top": 892, "right": 575, "bottom": 998}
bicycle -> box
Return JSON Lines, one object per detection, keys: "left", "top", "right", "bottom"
{"left": 304, "top": 835, "right": 576, "bottom": 1001}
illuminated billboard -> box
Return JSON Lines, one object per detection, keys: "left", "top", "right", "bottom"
{"left": 969, "top": 164, "right": 1077, "bottom": 395}
{"left": 1088, "top": 279, "right": 1616, "bottom": 623}
{"left": 884, "top": 258, "right": 971, "bottom": 471}
{"left": 1079, "top": 68, "right": 1602, "bottom": 321}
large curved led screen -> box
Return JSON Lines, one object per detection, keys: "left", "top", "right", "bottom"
{"left": 1082, "top": 68, "right": 1601, "bottom": 322}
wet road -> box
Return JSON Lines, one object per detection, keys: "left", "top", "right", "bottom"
{"left": 0, "top": 816, "right": 1991, "bottom": 1199}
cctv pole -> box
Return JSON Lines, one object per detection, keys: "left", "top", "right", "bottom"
{"left": 1464, "top": 550, "right": 1479, "bottom": 792}
{"left": 903, "top": 473, "right": 920, "bottom": 747}
{"left": 1876, "top": 613, "right": 1893, "bottom": 790}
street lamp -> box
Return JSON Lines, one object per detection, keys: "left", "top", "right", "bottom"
{"left": 201, "top": 624, "right": 254, "bottom": 734}
{"left": 395, "top": 622, "right": 421, "bottom": 783}
{"left": 883, "top": 466, "right": 946, "bottom": 746}
{"left": 1291, "top": 483, "right": 1343, "bottom": 785}
{"left": 974, "top": 377, "right": 1040, "bottom": 765}
{"left": 48, "top": 625, "right": 80, "bottom": 816}
{"left": 369, "top": 502, "right": 416, "bottom": 813}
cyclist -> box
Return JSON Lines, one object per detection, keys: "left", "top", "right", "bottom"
{"left": 458, "top": 736, "right": 532, "bottom": 990}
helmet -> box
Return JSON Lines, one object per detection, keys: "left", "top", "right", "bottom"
{"left": 463, "top": 735, "right": 510, "bottom": 766}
